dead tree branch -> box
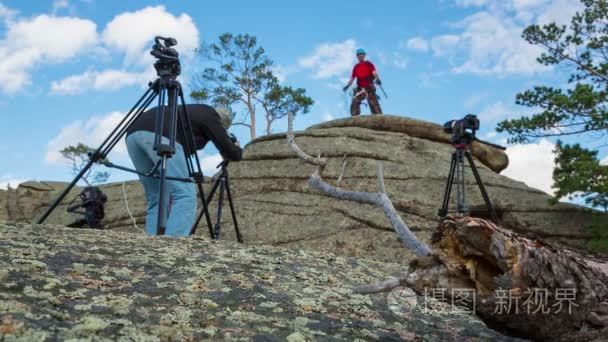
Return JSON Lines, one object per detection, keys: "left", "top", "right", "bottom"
{"left": 337, "top": 153, "right": 348, "bottom": 187}
{"left": 286, "top": 112, "right": 326, "bottom": 167}
{"left": 356, "top": 216, "right": 608, "bottom": 341}
{"left": 286, "top": 113, "right": 431, "bottom": 257}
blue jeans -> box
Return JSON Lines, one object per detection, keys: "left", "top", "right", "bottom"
{"left": 126, "top": 131, "right": 196, "bottom": 236}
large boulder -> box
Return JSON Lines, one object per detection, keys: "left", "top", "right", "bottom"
{"left": 0, "top": 115, "right": 597, "bottom": 263}
{"left": 230, "top": 115, "right": 596, "bottom": 261}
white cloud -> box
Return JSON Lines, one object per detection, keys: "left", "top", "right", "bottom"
{"left": 0, "top": 174, "right": 26, "bottom": 190}
{"left": 271, "top": 65, "right": 299, "bottom": 83}
{"left": 464, "top": 91, "right": 489, "bottom": 109}
{"left": 478, "top": 100, "right": 533, "bottom": 123}
{"left": 419, "top": 72, "right": 438, "bottom": 88}
{"left": 322, "top": 111, "right": 335, "bottom": 122}
{"left": 379, "top": 51, "right": 409, "bottom": 70}
{"left": 456, "top": 0, "right": 490, "bottom": 6}
{"left": 45, "top": 111, "right": 126, "bottom": 164}
{"left": 392, "top": 54, "right": 409, "bottom": 69}
{"left": 0, "top": 3, "right": 17, "bottom": 23}
{"left": 430, "top": 34, "right": 461, "bottom": 57}
{"left": 298, "top": 39, "right": 357, "bottom": 79}
{"left": 52, "top": 0, "right": 69, "bottom": 14}
{"left": 502, "top": 139, "right": 557, "bottom": 195}
{"left": 428, "top": 0, "right": 581, "bottom": 77}
{"left": 479, "top": 101, "right": 511, "bottom": 122}
{"left": 0, "top": 5, "right": 202, "bottom": 96}
{"left": 0, "top": 13, "right": 98, "bottom": 93}
{"left": 536, "top": 0, "right": 581, "bottom": 25}
{"left": 199, "top": 153, "right": 223, "bottom": 176}
{"left": 482, "top": 130, "right": 498, "bottom": 140}
{"left": 102, "top": 6, "right": 199, "bottom": 67}
{"left": 406, "top": 37, "right": 429, "bottom": 52}
{"left": 50, "top": 68, "right": 154, "bottom": 95}
{"left": 601, "top": 155, "right": 608, "bottom": 166}
{"left": 46, "top": 6, "right": 201, "bottom": 95}
{"left": 451, "top": 11, "right": 547, "bottom": 76}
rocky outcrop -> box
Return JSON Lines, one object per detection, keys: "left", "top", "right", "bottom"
{"left": 0, "top": 221, "right": 522, "bottom": 341}
{"left": 230, "top": 115, "right": 596, "bottom": 260}
{"left": 0, "top": 115, "right": 597, "bottom": 263}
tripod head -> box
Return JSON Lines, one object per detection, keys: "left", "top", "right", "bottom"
{"left": 444, "top": 114, "right": 506, "bottom": 151}
{"left": 151, "top": 36, "right": 181, "bottom": 77}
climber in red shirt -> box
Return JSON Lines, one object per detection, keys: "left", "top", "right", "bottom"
{"left": 343, "top": 48, "right": 383, "bottom": 116}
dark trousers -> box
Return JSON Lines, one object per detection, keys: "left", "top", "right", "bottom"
{"left": 350, "top": 86, "right": 382, "bottom": 116}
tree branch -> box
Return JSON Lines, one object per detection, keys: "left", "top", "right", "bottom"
{"left": 352, "top": 275, "right": 407, "bottom": 294}
{"left": 337, "top": 154, "right": 348, "bottom": 187}
{"left": 232, "top": 122, "right": 252, "bottom": 128}
{"left": 286, "top": 112, "right": 326, "bottom": 167}
{"left": 286, "top": 113, "right": 431, "bottom": 257}
{"left": 377, "top": 161, "right": 386, "bottom": 194}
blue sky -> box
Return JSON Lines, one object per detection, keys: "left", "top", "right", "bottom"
{"left": 0, "top": 0, "right": 602, "bottom": 197}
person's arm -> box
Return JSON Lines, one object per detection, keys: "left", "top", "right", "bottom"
{"left": 372, "top": 70, "right": 380, "bottom": 82}
{"left": 343, "top": 67, "right": 357, "bottom": 91}
{"left": 204, "top": 112, "right": 243, "bottom": 161}
{"left": 343, "top": 77, "right": 355, "bottom": 91}
{"left": 370, "top": 62, "right": 381, "bottom": 84}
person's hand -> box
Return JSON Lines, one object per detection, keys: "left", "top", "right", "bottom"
{"left": 375, "top": 79, "right": 382, "bottom": 86}
{"left": 342, "top": 85, "right": 349, "bottom": 92}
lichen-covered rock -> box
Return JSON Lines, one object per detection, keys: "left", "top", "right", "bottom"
{"left": 0, "top": 221, "right": 523, "bottom": 341}
{"left": 0, "top": 115, "right": 596, "bottom": 264}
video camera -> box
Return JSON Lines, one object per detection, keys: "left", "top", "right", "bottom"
{"left": 151, "top": 36, "right": 181, "bottom": 77}
{"left": 443, "top": 114, "right": 480, "bottom": 146}
{"left": 66, "top": 186, "right": 107, "bottom": 229}
{"left": 443, "top": 114, "right": 506, "bottom": 150}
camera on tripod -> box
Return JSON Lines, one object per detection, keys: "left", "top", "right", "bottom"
{"left": 439, "top": 114, "right": 501, "bottom": 222}
{"left": 151, "top": 36, "right": 181, "bottom": 77}
{"left": 443, "top": 114, "right": 480, "bottom": 145}
{"left": 66, "top": 186, "right": 107, "bottom": 229}
{"left": 37, "top": 35, "right": 243, "bottom": 241}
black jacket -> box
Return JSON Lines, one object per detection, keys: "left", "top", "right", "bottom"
{"left": 126, "top": 104, "right": 242, "bottom": 161}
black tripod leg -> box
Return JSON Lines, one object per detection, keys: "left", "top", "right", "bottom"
{"left": 36, "top": 85, "right": 158, "bottom": 224}
{"left": 193, "top": 176, "right": 221, "bottom": 238}
{"left": 190, "top": 181, "right": 215, "bottom": 239}
{"left": 439, "top": 152, "right": 457, "bottom": 217}
{"left": 214, "top": 179, "right": 226, "bottom": 240}
{"left": 465, "top": 152, "right": 499, "bottom": 222}
{"left": 176, "top": 92, "right": 215, "bottom": 239}
{"left": 224, "top": 176, "right": 243, "bottom": 243}
{"left": 156, "top": 155, "right": 169, "bottom": 235}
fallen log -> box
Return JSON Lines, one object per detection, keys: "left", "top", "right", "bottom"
{"left": 356, "top": 217, "right": 608, "bottom": 341}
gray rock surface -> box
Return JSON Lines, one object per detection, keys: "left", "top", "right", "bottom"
{"left": 0, "top": 115, "right": 596, "bottom": 263}
{"left": 0, "top": 221, "right": 525, "bottom": 341}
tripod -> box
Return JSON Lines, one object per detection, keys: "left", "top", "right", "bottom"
{"left": 438, "top": 143, "right": 499, "bottom": 222}
{"left": 191, "top": 160, "right": 243, "bottom": 243}
{"left": 36, "top": 36, "right": 215, "bottom": 238}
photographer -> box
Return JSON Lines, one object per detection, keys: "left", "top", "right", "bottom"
{"left": 125, "top": 104, "right": 242, "bottom": 237}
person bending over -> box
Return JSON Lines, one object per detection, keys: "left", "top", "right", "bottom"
{"left": 125, "top": 104, "right": 242, "bottom": 236}
{"left": 343, "top": 48, "right": 383, "bottom": 116}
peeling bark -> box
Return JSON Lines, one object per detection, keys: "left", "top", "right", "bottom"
{"left": 356, "top": 216, "right": 608, "bottom": 341}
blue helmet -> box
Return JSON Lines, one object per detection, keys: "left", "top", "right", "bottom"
{"left": 356, "top": 48, "right": 366, "bottom": 56}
